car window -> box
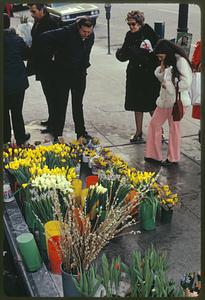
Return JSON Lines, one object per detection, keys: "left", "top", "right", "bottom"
{"left": 51, "top": 3, "right": 68, "bottom": 8}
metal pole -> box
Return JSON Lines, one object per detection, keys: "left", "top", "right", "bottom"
{"left": 154, "top": 22, "right": 165, "bottom": 38}
{"left": 177, "top": 4, "right": 189, "bottom": 32}
{"left": 107, "top": 18, "right": 111, "bottom": 54}
{"left": 104, "top": 3, "right": 111, "bottom": 55}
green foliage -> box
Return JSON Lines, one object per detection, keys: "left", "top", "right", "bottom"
{"left": 99, "top": 177, "right": 132, "bottom": 206}
{"left": 71, "top": 265, "right": 102, "bottom": 297}
{"left": 101, "top": 254, "right": 122, "bottom": 297}
{"left": 72, "top": 247, "right": 186, "bottom": 298}
{"left": 140, "top": 191, "right": 159, "bottom": 219}
{"left": 122, "top": 245, "right": 182, "bottom": 297}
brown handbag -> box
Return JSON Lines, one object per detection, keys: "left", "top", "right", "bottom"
{"left": 172, "top": 81, "right": 184, "bottom": 121}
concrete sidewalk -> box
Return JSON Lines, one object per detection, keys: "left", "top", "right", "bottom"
{"left": 23, "top": 44, "right": 201, "bottom": 157}
{"left": 19, "top": 44, "right": 201, "bottom": 284}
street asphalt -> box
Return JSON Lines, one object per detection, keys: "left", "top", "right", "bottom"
{"left": 9, "top": 12, "right": 201, "bottom": 286}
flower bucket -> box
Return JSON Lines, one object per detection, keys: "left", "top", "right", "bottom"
{"left": 44, "top": 220, "right": 61, "bottom": 249}
{"left": 160, "top": 207, "right": 173, "bottom": 224}
{"left": 16, "top": 233, "right": 42, "bottom": 272}
{"left": 48, "top": 235, "right": 62, "bottom": 274}
{"left": 91, "top": 165, "right": 100, "bottom": 175}
{"left": 34, "top": 219, "right": 47, "bottom": 255}
{"left": 5, "top": 170, "right": 17, "bottom": 193}
{"left": 86, "top": 175, "right": 98, "bottom": 188}
{"left": 23, "top": 201, "right": 36, "bottom": 232}
{"left": 72, "top": 179, "right": 82, "bottom": 205}
{"left": 61, "top": 264, "right": 81, "bottom": 297}
{"left": 81, "top": 188, "right": 88, "bottom": 208}
{"left": 140, "top": 200, "right": 157, "bottom": 231}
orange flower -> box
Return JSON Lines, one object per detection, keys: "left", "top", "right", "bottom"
{"left": 114, "top": 262, "right": 120, "bottom": 271}
{"left": 125, "top": 190, "right": 139, "bottom": 215}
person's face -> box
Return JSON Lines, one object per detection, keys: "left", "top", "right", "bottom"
{"left": 156, "top": 54, "right": 167, "bottom": 62}
{"left": 30, "top": 5, "right": 44, "bottom": 21}
{"left": 127, "top": 18, "right": 141, "bottom": 32}
{"left": 78, "top": 25, "right": 93, "bottom": 39}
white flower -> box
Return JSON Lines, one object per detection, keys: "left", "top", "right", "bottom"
{"left": 96, "top": 184, "right": 107, "bottom": 194}
{"left": 31, "top": 174, "right": 73, "bottom": 194}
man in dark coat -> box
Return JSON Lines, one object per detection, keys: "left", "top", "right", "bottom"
{"left": 38, "top": 17, "right": 95, "bottom": 141}
{"left": 29, "top": 3, "right": 58, "bottom": 132}
{"left": 3, "top": 13, "right": 30, "bottom": 146}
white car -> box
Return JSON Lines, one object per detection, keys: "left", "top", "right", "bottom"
{"left": 46, "top": 3, "right": 100, "bottom": 26}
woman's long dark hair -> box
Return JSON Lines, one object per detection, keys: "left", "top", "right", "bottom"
{"left": 154, "top": 39, "right": 192, "bottom": 84}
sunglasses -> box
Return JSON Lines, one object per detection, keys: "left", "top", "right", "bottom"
{"left": 127, "top": 22, "right": 137, "bottom": 27}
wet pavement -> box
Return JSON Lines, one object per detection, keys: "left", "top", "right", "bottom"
{"left": 5, "top": 14, "right": 202, "bottom": 292}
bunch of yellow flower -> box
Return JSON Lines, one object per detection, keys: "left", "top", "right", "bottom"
{"left": 125, "top": 169, "right": 156, "bottom": 188}
{"left": 82, "top": 148, "right": 96, "bottom": 158}
{"left": 91, "top": 156, "right": 109, "bottom": 169}
{"left": 157, "top": 185, "right": 180, "bottom": 210}
{"left": 3, "top": 144, "right": 78, "bottom": 186}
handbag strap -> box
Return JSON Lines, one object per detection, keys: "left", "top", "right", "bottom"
{"left": 175, "top": 81, "right": 181, "bottom": 103}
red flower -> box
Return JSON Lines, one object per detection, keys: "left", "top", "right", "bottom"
{"left": 114, "top": 262, "right": 120, "bottom": 271}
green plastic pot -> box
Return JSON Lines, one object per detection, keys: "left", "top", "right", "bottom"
{"left": 61, "top": 264, "right": 81, "bottom": 297}
{"left": 140, "top": 200, "right": 157, "bottom": 231}
{"left": 16, "top": 232, "right": 42, "bottom": 272}
{"left": 160, "top": 207, "right": 173, "bottom": 224}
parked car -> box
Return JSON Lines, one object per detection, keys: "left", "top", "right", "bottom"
{"left": 12, "top": 3, "right": 28, "bottom": 12}
{"left": 45, "top": 3, "right": 100, "bottom": 26}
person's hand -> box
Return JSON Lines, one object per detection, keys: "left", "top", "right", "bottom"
{"left": 161, "top": 81, "right": 166, "bottom": 89}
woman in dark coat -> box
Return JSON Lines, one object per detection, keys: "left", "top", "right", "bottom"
{"left": 3, "top": 13, "right": 30, "bottom": 146}
{"left": 116, "top": 10, "right": 160, "bottom": 143}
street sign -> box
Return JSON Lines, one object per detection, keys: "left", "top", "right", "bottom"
{"left": 176, "top": 32, "right": 192, "bottom": 57}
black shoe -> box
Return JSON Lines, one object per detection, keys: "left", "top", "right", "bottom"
{"left": 130, "top": 133, "right": 144, "bottom": 144}
{"left": 40, "top": 128, "right": 53, "bottom": 134}
{"left": 144, "top": 157, "right": 162, "bottom": 164}
{"left": 40, "top": 120, "right": 49, "bottom": 127}
{"left": 84, "top": 133, "right": 92, "bottom": 140}
{"left": 161, "top": 159, "right": 178, "bottom": 167}
{"left": 53, "top": 136, "right": 59, "bottom": 144}
{"left": 16, "top": 133, "right": 31, "bottom": 146}
{"left": 77, "top": 132, "right": 92, "bottom": 140}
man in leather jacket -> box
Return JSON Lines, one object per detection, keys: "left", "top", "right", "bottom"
{"left": 38, "top": 17, "right": 95, "bottom": 141}
{"left": 29, "top": 3, "right": 58, "bottom": 132}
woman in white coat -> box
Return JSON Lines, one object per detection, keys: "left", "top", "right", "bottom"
{"left": 145, "top": 39, "right": 192, "bottom": 166}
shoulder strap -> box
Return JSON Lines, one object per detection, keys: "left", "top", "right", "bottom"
{"left": 175, "top": 81, "right": 181, "bottom": 103}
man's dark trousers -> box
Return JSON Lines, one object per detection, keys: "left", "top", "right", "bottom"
{"left": 53, "top": 71, "right": 87, "bottom": 138}
{"left": 4, "top": 91, "right": 26, "bottom": 143}
{"left": 40, "top": 74, "right": 56, "bottom": 129}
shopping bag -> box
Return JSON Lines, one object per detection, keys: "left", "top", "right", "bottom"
{"left": 191, "top": 72, "right": 201, "bottom": 105}
{"left": 16, "top": 22, "right": 33, "bottom": 47}
{"left": 172, "top": 82, "right": 184, "bottom": 121}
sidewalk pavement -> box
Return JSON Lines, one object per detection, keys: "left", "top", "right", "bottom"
{"left": 17, "top": 44, "right": 201, "bottom": 284}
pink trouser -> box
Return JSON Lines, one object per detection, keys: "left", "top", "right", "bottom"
{"left": 145, "top": 107, "right": 181, "bottom": 162}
